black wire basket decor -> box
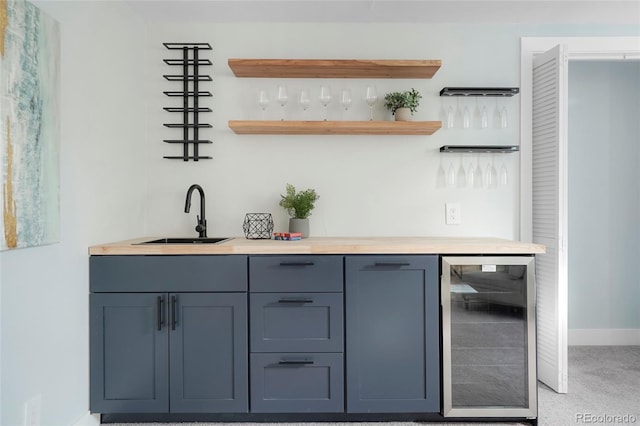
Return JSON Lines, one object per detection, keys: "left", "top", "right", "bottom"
{"left": 242, "top": 213, "right": 274, "bottom": 239}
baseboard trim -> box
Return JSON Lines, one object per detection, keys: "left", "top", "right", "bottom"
{"left": 569, "top": 328, "right": 640, "bottom": 345}
{"left": 72, "top": 411, "right": 100, "bottom": 426}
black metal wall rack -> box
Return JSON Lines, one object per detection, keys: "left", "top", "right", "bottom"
{"left": 439, "top": 87, "right": 519, "bottom": 97}
{"left": 162, "top": 42, "right": 213, "bottom": 161}
{"left": 440, "top": 145, "right": 520, "bottom": 153}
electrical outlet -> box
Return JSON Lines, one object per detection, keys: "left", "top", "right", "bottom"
{"left": 23, "top": 394, "right": 41, "bottom": 426}
{"left": 445, "top": 203, "right": 461, "bottom": 225}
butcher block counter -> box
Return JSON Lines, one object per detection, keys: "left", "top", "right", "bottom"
{"left": 88, "top": 236, "right": 545, "bottom": 255}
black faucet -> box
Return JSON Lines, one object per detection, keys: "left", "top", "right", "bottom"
{"left": 184, "top": 184, "right": 207, "bottom": 238}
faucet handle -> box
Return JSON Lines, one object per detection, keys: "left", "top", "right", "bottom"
{"left": 195, "top": 216, "right": 207, "bottom": 237}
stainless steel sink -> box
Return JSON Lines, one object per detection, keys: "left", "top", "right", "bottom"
{"left": 137, "top": 237, "right": 230, "bottom": 245}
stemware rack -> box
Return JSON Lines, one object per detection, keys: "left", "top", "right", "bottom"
{"left": 440, "top": 145, "right": 520, "bottom": 153}
{"left": 162, "top": 42, "right": 213, "bottom": 161}
{"left": 439, "top": 87, "right": 520, "bottom": 97}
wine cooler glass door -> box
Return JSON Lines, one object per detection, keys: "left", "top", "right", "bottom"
{"left": 441, "top": 256, "right": 537, "bottom": 419}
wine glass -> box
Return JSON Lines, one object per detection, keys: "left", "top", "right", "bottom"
{"left": 485, "top": 154, "right": 498, "bottom": 189}
{"left": 365, "top": 85, "right": 378, "bottom": 121}
{"left": 494, "top": 97, "right": 508, "bottom": 129}
{"left": 446, "top": 161, "right": 456, "bottom": 187}
{"left": 473, "top": 155, "right": 483, "bottom": 189}
{"left": 258, "top": 89, "right": 269, "bottom": 119}
{"left": 473, "top": 98, "right": 482, "bottom": 128}
{"left": 500, "top": 103, "right": 508, "bottom": 129}
{"left": 276, "top": 85, "right": 288, "bottom": 121}
{"left": 456, "top": 155, "right": 466, "bottom": 188}
{"left": 319, "top": 85, "right": 332, "bottom": 121}
{"left": 467, "top": 157, "right": 476, "bottom": 187}
{"left": 340, "top": 89, "right": 352, "bottom": 118}
{"left": 299, "top": 88, "right": 311, "bottom": 115}
{"left": 462, "top": 97, "right": 471, "bottom": 129}
{"left": 500, "top": 162, "right": 509, "bottom": 186}
{"left": 480, "top": 103, "right": 489, "bottom": 129}
{"left": 446, "top": 103, "right": 455, "bottom": 129}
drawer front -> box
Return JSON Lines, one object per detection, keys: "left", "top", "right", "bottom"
{"left": 250, "top": 293, "right": 343, "bottom": 353}
{"left": 90, "top": 255, "right": 248, "bottom": 292}
{"left": 250, "top": 353, "right": 344, "bottom": 413}
{"left": 249, "top": 255, "right": 343, "bottom": 292}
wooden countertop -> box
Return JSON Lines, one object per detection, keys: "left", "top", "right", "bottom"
{"left": 89, "top": 236, "right": 545, "bottom": 255}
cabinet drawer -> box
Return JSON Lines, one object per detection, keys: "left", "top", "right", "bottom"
{"left": 250, "top": 293, "right": 343, "bottom": 353}
{"left": 90, "top": 255, "right": 247, "bottom": 292}
{"left": 249, "top": 255, "right": 343, "bottom": 292}
{"left": 250, "top": 353, "right": 344, "bottom": 413}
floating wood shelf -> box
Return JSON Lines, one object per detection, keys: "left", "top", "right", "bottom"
{"left": 228, "top": 120, "right": 442, "bottom": 135}
{"left": 228, "top": 59, "right": 441, "bottom": 79}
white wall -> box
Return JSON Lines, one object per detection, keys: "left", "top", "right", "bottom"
{"left": 144, "top": 23, "right": 525, "bottom": 240}
{"left": 568, "top": 61, "right": 640, "bottom": 344}
{"left": 0, "top": 1, "right": 147, "bottom": 425}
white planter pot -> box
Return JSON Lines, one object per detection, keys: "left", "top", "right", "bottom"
{"left": 394, "top": 107, "right": 412, "bottom": 121}
{"left": 289, "top": 218, "right": 310, "bottom": 238}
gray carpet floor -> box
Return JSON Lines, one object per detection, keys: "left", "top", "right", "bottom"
{"left": 107, "top": 346, "right": 640, "bottom": 426}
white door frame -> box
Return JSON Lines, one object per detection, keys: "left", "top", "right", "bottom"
{"left": 520, "top": 36, "right": 640, "bottom": 392}
{"left": 520, "top": 36, "right": 640, "bottom": 242}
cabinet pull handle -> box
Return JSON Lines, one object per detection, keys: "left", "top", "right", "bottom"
{"left": 171, "top": 295, "right": 177, "bottom": 330}
{"left": 374, "top": 262, "right": 411, "bottom": 267}
{"left": 279, "top": 359, "right": 314, "bottom": 365}
{"left": 279, "top": 261, "right": 315, "bottom": 266}
{"left": 157, "top": 296, "right": 164, "bottom": 331}
{"left": 278, "top": 298, "right": 313, "bottom": 304}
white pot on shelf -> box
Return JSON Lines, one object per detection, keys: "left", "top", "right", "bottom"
{"left": 394, "top": 107, "right": 412, "bottom": 121}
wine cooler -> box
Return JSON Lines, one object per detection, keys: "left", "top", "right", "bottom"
{"left": 441, "top": 256, "right": 537, "bottom": 418}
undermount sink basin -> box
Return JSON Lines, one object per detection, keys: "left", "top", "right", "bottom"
{"left": 137, "top": 237, "right": 231, "bottom": 245}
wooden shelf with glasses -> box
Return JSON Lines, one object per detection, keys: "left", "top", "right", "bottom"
{"left": 228, "top": 120, "right": 442, "bottom": 135}
{"left": 228, "top": 59, "right": 441, "bottom": 79}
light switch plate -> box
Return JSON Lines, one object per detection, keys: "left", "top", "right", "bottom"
{"left": 445, "top": 203, "right": 461, "bottom": 225}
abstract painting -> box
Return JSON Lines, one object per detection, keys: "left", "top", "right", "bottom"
{"left": 1, "top": 0, "right": 59, "bottom": 250}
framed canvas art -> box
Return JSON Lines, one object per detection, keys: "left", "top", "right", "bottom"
{"left": 1, "top": 0, "right": 60, "bottom": 250}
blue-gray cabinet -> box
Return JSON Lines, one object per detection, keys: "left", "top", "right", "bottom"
{"left": 345, "top": 255, "right": 440, "bottom": 413}
{"left": 248, "top": 255, "right": 344, "bottom": 413}
{"left": 90, "top": 293, "right": 168, "bottom": 413}
{"left": 249, "top": 292, "right": 343, "bottom": 353}
{"left": 90, "top": 255, "right": 248, "bottom": 414}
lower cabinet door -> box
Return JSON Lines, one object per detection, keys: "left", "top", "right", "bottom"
{"left": 90, "top": 293, "right": 169, "bottom": 413}
{"left": 250, "top": 353, "right": 344, "bottom": 413}
{"left": 345, "top": 255, "right": 440, "bottom": 413}
{"left": 169, "top": 293, "right": 248, "bottom": 413}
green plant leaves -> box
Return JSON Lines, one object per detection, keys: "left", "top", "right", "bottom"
{"left": 279, "top": 183, "right": 319, "bottom": 219}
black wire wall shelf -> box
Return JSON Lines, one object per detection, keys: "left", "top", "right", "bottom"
{"left": 440, "top": 145, "right": 520, "bottom": 153}
{"left": 439, "top": 87, "right": 520, "bottom": 97}
{"left": 163, "top": 107, "right": 212, "bottom": 113}
{"left": 163, "top": 91, "right": 212, "bottom": 97}
{"left": 162, "top": 42, "right": 213, "bottom": 161}
{"left": 163, "top": 123, "right": 213, "bottom": 128}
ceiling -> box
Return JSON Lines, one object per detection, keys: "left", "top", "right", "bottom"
{"left": 122, "top": 0, "right": 640, "bottom": 24}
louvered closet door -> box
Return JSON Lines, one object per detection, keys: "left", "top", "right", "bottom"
{"left": 532, "top": 44, "right": 568, "bottom": 394}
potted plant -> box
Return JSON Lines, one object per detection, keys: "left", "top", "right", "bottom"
{"left": 279, "top": 183, "right": 319, "bottom": 238}
{"left": 383, "top": 88, "right": 422, "bottom": 121}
